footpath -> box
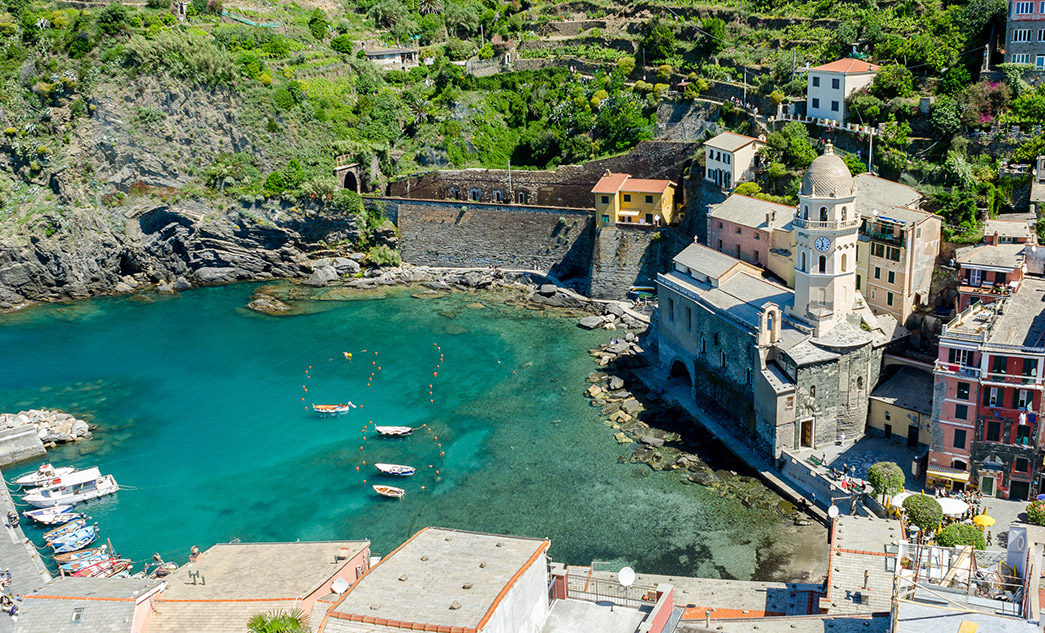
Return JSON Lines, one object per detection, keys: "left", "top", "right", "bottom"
{"left": 0, "top": 473, "right": 52, "bottom": 631}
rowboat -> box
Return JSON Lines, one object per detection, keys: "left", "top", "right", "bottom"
{"left": 375, "top": 463, "right": 415, "bottom": 476}
{"left": 150, "top": 561, "right": 178, "bottom": 578}
{"left": 14, "top": 464, "right": 76, "bottom": 487}
{"left": 23, "top": 505, "right": 82, "bottom": 525}
{"left": 43, "top": 518, "right": 86, "bottom": 543}
{"left": 372, "top": 485, "right": 405, "bottom": 498}
{"left": 52, "top": 525, "right": 99, "bottom": 554}
{"left": 73, "top": 558, "right": 132, "bottom": 578}
{"left": 374, "top": 426, "right": 413, "bottom": 436}
{"left": 25, "top": 474, "right": 119, "bottom": 508}
{"left": 54, "top": 545, "right": 107, "bottom": 564}
{"left": 312, "top": 403, "right": 356, "bottom": 414}
{"left": 60, "top": 550, "right": 111, "bottom": 573}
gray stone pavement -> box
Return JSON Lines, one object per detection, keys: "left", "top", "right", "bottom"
{"left": 800, "top": 435, "right": 924, "bottom": 490}
{"left": 826, "top": 515, "right": 902, "bottom": 615}
{"left": 0, "top": 474, "right": 52, "bottom": 631}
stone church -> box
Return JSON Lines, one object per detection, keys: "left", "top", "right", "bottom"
{"left": 657, "top": 145, "right": 907, "bottom": 457}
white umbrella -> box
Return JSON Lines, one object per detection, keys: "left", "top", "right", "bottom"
{"left": 937, "top": 497, "right": 970, "bottom": 516}
{"left": 891, "top": 491, "right": 914, "bottom": 507}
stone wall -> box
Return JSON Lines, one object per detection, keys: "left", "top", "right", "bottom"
{"left": 387, "top": 141, "right": 698, "bottom": 209}
{"left": 0, "top": 427, "right": 45, "bottom": 468}
{"left": 368, "top": 198, "right": 595, "bottom": 287}
{"left": 589, "top": 226, "right": 692, "bottom": 299}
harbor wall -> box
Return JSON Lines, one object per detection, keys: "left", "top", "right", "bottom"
{"left": 0, "top": 426, "right": 46, "bottom": 468}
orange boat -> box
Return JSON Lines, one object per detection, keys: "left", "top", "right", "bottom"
{"left": 372, "top": 485, "right": 405, "bottom": 499}
{"left": 312, "top": 403, "right": 355, "bottom": 414}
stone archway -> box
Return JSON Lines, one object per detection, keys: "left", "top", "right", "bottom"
{"left": 343, "top": 170, "right": 358, "bottom": 192}
{"left": 669, "top": 359, "right": 691, "bottom": 386}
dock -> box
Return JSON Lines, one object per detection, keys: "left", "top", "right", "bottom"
{"left": 0, "top": 473, "right": 52, "bottom": 630}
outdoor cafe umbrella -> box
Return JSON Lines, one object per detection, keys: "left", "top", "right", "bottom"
{"left": 937, "top": 497, "right": 970, "bottom": 516}
{"left": 973, "top": 514, "right": 996, "bottom": 528}
{"left": 890, "top": 491, "right": 914, "bottom": 507}
{"left": 1037, "top": 494, "right": 1045, "bottom": 501}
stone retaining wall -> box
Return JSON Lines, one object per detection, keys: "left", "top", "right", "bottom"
{"left": 0, "top": 426, "right": 46, "bottom": 468}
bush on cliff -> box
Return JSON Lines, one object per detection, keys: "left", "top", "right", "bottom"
{"left": 935, "top": 523, "right": 986, "bottom": 549}
{"left": 368, "top": 245, "right": 401, "bottom": 267}
{"left": 124, "top": 30, "right": 236, "bottom": 86}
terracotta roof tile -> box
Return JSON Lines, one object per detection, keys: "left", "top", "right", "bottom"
{"left": 811, "top": 58, "right": 880, "bottom": 74}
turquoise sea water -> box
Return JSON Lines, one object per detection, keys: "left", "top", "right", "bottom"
{"left": 0, "top": 284, "right": 805, "bottom": 579}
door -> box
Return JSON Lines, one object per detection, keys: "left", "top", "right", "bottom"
{"left": 1010, "top": 480, "right": 1030, "bottom": 501}
{"left": 981, "top": 476, "right": 995, "bottom": 497}
{"left": 884, "top": 424, "right": 892, "bottom": 439}
{"left": 970, "top": 268, "right": 982, "bottom": 286}
{"left": 907, "top": 425, "right": 919, "bottom": 447}
{"left": 645, "top": 214, "right": 653, "bottom": 225}
{"left": 800, "top": 419, "right": 814, "bottom": 448}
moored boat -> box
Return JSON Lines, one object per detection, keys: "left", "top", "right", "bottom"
{"left": 312, "top": 403, "right": 356, "bottom": 414}
{"left": 372, "top": 484, "right": 405, "bottom": 498}
{"left": 24, "top": 467, "right": 102, "bottom": 495}
{"left": 59, "top": 551, "right": 111, "bottom": 573}
{"left": 149, "top": 561, "right": 178, "bottom": 578}
{"left": 72, "top": 557, "right": 132, "bottom": 578}
{"left": 374, "top": 426, "right": 413, "bottom": 436}
{"left": 54, "top": 545, "right": 107, "bottom": 564}
{"left": 43, "top": 518, "right": 86, "bottom": 543}
{"left": 25, "top": 474, "right": 119, "bottom": 508}
{"left": 14, "top": 464, "right": 76, "bottom": 488}
{"left": 23, "top": 505, "right": 82, "bottom": 525}
{"left": 375, "top": 463, "right": 415, "bottom": 476}
{"left": 51, "top": 525, "right": 99, "bottom": 554}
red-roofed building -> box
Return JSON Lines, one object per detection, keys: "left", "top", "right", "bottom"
{"left": 591, "top": 173, "right": 677, "bottom": 227}
{"left": 806, "top": 58, "right": 879, "bottom": 123}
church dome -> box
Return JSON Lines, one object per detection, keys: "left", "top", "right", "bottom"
{"left": 800, "top": 143, "right": 854, "bottom": 198}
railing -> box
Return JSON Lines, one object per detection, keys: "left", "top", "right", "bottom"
{"left": 934, "top": 360, "right": 982, "bottom": 378}
{"left": 793, "top": 216, "right": 861, "bottom": 231}
{"left": 863, "top": 228, "right": 906, "bottom": 246}
{"left": 807, "top": 300, "right": 834, "bottom": 315}
{"left": 565, "top": 571, "right": 658, "bottom": 608}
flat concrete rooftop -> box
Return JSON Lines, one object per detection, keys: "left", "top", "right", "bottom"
{"left": 540, "top": 599, "right": 651, "bottom": 633}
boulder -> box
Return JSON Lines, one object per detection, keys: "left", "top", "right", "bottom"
{"left": 639, "top": 434, "right": 665, "bottom": 448}
{"left": 606, "top": 341, "right": 630, "bottom": 355}
{"left": 332, "top": 257, "right": 361, "bottom": 275}
{"left": 578, "top": 315, "right": 604, "bottom": 329}
{"left": 539, "top": 284, "right": 558, "bottom": 296}
{"left": 194, "top": 267, "right": 242, "bottom": 284}
{"left": 608, "top": 376, "right": 625, "bottom": 390}
{"left": 587, "top": 384, "right": 602, "bottom": 397}
{"left": 620, "top": 399, "right": 641, "bottom": 415}
{"left": 604, "top": 303, "right": 625, "bottom": 317}
{"left": 156, "top": 282, "right": 175, "bottom": 294}
{"left": 302, "top": 265, "right": 339, "bottom": 287}
{"left": 173, "top": 276, "right": 192, "bottom": 291}
{"left": 114, "top": 281, "right": 134, "bottom": 294}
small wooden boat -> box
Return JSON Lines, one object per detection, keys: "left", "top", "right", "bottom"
{"left": 375, "top": 463, "right": 416, "bottom": 476}
{"left": 312, "top": 403, "right": 356, "bottom": 414}
{"left": 149, "top": 561, "right": 178, "bottom": 578}
{"left": 60, "top": 550, "right": 111, "bottom": 573}
{"left": 372, "top": 485, "right": 405, "bottom": 498}
{"left": 14, "top": 464, "right": 76, "bottom": 487}
{"left": 54, "top": 545, "right": 107, "bottom": 564}
{"left": 24, "top": 505, "right": 81, "bottom": 525}
{"left": 73, "top": 557, "right": 131, "bottom": 578}
{"left": 44, "top": 518, "right": 86, "bottom": 543}
{"left": 374, "top": 426, "right": 413, "bottom": 436}
{"left": 52, "top": 525, "right": 99, "bottom": 554}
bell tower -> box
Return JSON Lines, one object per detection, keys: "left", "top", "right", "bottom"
{"left": 791, "top": 143, "right": 860, "bottom": 336}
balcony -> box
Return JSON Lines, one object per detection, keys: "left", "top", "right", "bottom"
{"left": 958, "top": 283, "right": 1015, "bottom": 298}
{"left": 861, "top": 224, "right": 907, "bottom": 247}
{"left": 982, "top": 371, "right": 1041, "bottom": 386}
{"left": 793, "top": 216, "right": 861, "bottom": 231}
{"left": 807, "top": 300, "right": 834, "bottom": 316}
{"left": 934, "top": 360, "right": 981, "bottom": 379}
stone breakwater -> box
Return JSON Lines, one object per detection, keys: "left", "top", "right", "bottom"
{"left": 0, "top": 410, "right": 92, "bottom": 446}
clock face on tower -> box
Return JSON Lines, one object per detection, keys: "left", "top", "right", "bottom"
{"left": 814, "top": 237, "right": 831, "bottom": 252}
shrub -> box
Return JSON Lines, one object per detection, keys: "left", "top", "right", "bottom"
{"left": 369, "top": 244, "right": 401, "bottom": 266}
{"left": 331, "top": 189, "right": 364, "bottom": 216}
{"left": 639, "top": 16, "right": 675, "bottom": 64}
{"left": 868, "top": 461, "right": 905, "bottom": 502}
{"left": 146, "top": 0, "right": 168, "bottom": 7}
{"left": 903, "top": 494, "right": 944, "bottom": 533}
{"left": 870, "top": 64, "right": 914, "bottom": 100}
{"left": 734, "top": 182, "right": 761, "bottom": 197}
{"left": 330, "top": 34, "right": 353, "bottom": 54}
{"left": 97, "top": 2, "right": 127, "bottom": 36}
{"left": 656, "top": 64, "right": 673, "bottom": 82}
{"left": 616, "top": 56, "right": 635, "bottom": 76}
{"left": 308, "top": 8, "right": 328, "bottom": 40}
{"left": 1027, "top": 500, "right": 1045, "bottom": 526}
{"left": 935, "top": 523, "right": 986, "bottom": 550}
{"left": 124, "top": 31, "right": 237, "bottom": 85}
{"left": 273, "top": 87, "right": 295, "bottom": 110}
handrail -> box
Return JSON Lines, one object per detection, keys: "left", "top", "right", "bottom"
{"left": 793, "top": 216, "right": 860, "bottom": 231}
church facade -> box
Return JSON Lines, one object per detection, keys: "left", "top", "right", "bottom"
{"left": 657, "top": 145, "right": 907, "bottom": 457}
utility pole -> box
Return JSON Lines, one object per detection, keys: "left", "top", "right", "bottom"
{"left": 868, "top": 132, "right": 874, "bottom": 174}
{"left": 508, "top": 159, "right": 512, "bottom": 203}
{"left": 743, "top": 68, "right": 747, "bottom": 102}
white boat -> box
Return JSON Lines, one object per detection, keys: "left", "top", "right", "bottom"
{"left": 44, "top": 518, "right": 87, "bottom": 544}
{"left": 312, "top": 403, "right": 356, "bottom": 414}
{"left": 373, "top": 485, "right": 405, "bottom": 498}
{"left": 52, "top": 525, "right": 99, "bottom": 554}
{"left": 23, "top": 505, "right": 81, "bottom": 525}
{"left": 375, "top": 463, "right": 416, "bottom": 476}
{"left": 24, "top": 474, "right": 119, "bottom": 508}
{"left": 374, "top": 426, "right": 413, "bottom": 436}
{"left": 25, "top": 467, "right": 102, "bottom": 494}
{"left": 13, "top": 464, "right": 76, "bottom": 487}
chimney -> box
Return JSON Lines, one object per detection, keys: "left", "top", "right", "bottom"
{"left": 987, "top": 231, "right": 999, "bottom": 245}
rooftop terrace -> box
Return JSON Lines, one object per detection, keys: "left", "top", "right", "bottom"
{"left": 943, "top": 278, "right": 1045, "bottom": 349}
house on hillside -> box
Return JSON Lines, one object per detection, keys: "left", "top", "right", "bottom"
{"left": 364, "top": 47, "right": 419, "bottom": 69}
{"left": 592, "top": 173, "right": 677, "bottom": 227}
{"left": 704, "top": 132, "right": 763, "bottom": 190}
{"left": 806, "top": 58, "right": 879, "bottom": 123}
{"left": 1005, "top": 0, "right": 1045, "bottom": 69}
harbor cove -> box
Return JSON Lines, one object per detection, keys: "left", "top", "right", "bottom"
{"left": 0, "top": 282, "right": 823, "bottom": 582}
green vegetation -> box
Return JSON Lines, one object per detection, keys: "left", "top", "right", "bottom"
{"left": 247, "top": 609, "right": 309, "bottom": 633}
{"left": 903, "top": 495, "right": 944, "bottom": 533}
{"left": 867, "top": 461, "right": 905, "bottom": 503}
{"left": 935, "top": 523, "right": 986, "bottom": 549}
{"left": 1027, "top": 500, "right": 1045, "bottom": 526}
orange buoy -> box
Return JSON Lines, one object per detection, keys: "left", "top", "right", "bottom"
{"left": 430, "top": 399, "right": 434, "bottom": 403}
{"left": 434, "top": 372, "right": 438, "bottom": 377}
{"left": 356, "top": 466, "right": 360, "bottom": 471}
{"left": 378, "top": 366, "right": 381, "bottom": 370}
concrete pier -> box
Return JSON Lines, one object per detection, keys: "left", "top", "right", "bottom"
{"left": 0, "top": 473, "right": 52, "bottom": 631}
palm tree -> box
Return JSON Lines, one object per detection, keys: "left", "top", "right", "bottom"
{"left": 417, "top": 0, "right": 443, "bottom": 14}
{"left": 247, "top": 608, "right": 309, "bottom": 633}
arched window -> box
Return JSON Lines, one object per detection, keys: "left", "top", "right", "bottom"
{"left": 819, "top": 207, "right": 828, "bottom": 222}
{"left": 800, "top": 251, "right": 807, "bottom": 272}
{"left": 803, "top": 205, "right": 809, "bottom": 219}
{"left": 841, "top": 206, "right": 848, "bottom": 220}
{"left": 810, "top": 385, "right": 816, "bottom": 398}
{"left": 767, "top": 312, "right": 775, "bottom": 334}
{"left": 721, "top": 351, "right": 726, "bottom": 367}
{"left": 857, "top": 376, "right": 863, "bottom": 390}
{"left": 701, "top": 336, "right": 706, "bottom": 353}
{"left": 841, "top": 253, "right": 847, "bottom": 272}
{"left": 818, "top": 255, "right": 826, "bottom": 273}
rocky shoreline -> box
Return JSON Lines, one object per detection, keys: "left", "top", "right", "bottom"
{"left": 0, "top": 409, "right": 93, "bottom": 446}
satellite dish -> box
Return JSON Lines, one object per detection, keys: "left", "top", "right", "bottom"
{"left": 872, "top": 209, "right": 879, "bottom": 217}
{"left": 828, "top": 505, "right": 840, "bottom": 519}
{"left": 331, "top": 578, "right": 350, "bottom": 595}
{"left": 618, "top": 567, "right": 636, "bottom": 588}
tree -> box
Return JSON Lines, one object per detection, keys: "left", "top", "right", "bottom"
{"left": 97, "top": 2, "right": 127, "bottom": 36}
{"left": 935, "top": 523, "right": 987, "bottom": 549}
{"left": 330, "top": 34, "right": 353, "bottom": 54}
{"left": 869, "top": 64, "right": 914, "bottom": 100}
{"left": 1027, "top": 500, "right": 1045, "bottom": 526}
{"left": 938, "top": 65, "right": 971, "bottom": 97}
{"left": 867, "top": 461, "right": 905, "bottom": 502}
{"left": 700, "top": 16, "right": 726, "bottom": 54}
{"left": 308, "top": 9, "right": 328, "bottom": 40}
{"left": 247, "top": 609, "right": 309, "bottom": 633}
{"left": 734, "top": 182, "right": 761, "bottom": 197}
{"left": 903, "top": 494, "right": 944, "bottom": 533}
{"left": 639, "top": 16, "right": 675, "bottom": 64}
{"left": 616, "top": 56, "right": 636, "bottom": 77}
{"left": 931, "top": 95, "right": 963, "bottom": 138}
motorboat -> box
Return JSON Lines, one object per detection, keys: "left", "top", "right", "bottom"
{"left": 13, "top": 464, "right": 76, "bottom": 488}
{"left": 72, "top": 558, "right": 132, "bottom": 578}
{"left": 375, "top": 463, "right": 415, "bottom": 476}
{"left": 312, "top": 403, "right": 356, "bottom": 414}
{"left": 372, "top": 485, "right": 405, "bottom": 498}
{"left": 43, "top": 518, "right": 86, "bottom": 543}
{"left": 374, "top": 426, "right": 413, "bottom": 436}
{"left": 25, "top": 467, "right": 102, "bottom": 494}
{"left": 54, "top": 545, "right": 107, "bottom": 564}
{"left": 23, "top": 505, "right": 82, "bottom": 525}
{"left": 51, "top": 525, "right": 99, "bottom": 554}
{"left": 25, "top": 474, "right": 119, "bottom": 508}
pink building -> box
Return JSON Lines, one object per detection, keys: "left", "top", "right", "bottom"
{"left": 18, "top": 577, "right": 167, "bottom": 633}
{"left": 707, "top": 194, "right": 795, "bottom": 284}
{"left": 955, "top": 218, "right": 1034, "bottom": 311}
{"left": 930, "top": 277, "right": 1045, "bottom": 499}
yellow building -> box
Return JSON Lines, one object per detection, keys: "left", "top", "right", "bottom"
{"left": 591, "top": 173, "right": 677, "bottom": 227}
{"left": 867, "top": 366, "right": 933, "bottom": 447}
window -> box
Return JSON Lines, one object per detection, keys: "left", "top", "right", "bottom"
{"left": 986, "top": 420, "right": 1002, "bottom": 442}
{"left": 469, "top": 188, "right": 482, "bottom": 201}
{"left": 856, "top": 274, "right": 861, "bottom": 289}
{"left": 601, "top": 195, "right": 609, "bottom": 205}
{"left": 736, "top": 226, "right": 742, "bottom": 234}
{"left": 819, "top": 207, "right": 828, "bottom": 221}
{"left": 949, "top": 347, "right": 972, "bottom": 367}
{"left": 1016, "top": 457, "right": 1030, "bottom": 472}
{"left": 721, "top": 351, "right": 726, "bottom": 367}
{"left": 1014, "top": 28, "right": 1032, "bottom": 42}
{"left": 831, "top": 77, "right": 840, "bottom": 90}
{"left": 1024, "top": 358, "right": 1037, "bottom": 377}
{"left": 885, "top": 410, "right": 891, "bottom": 421}
{"left": 786, "top": 395, "right": 794, "bottom": 409}
{"left": 686, "top": 307, "right": 692, "bottom": 333}
{"left": 800, "top": 251, "right": 807, "bottom": 271}
{"left": 841, "top": 253, "right": 847, "bottom": 272}
{"left": 754, "top": 250, "right": 760, "bottom": 263}
{"left": 1017, "top": 389, "right": 1031, "bottom": 409}
{"left": 1039, "top": 28, "right": 1045, "bottom": 41}
{"left": 754, "top": 232, "right": 760, "bottom": 241}
{"left": 71, "top": 607, "right": 84, "bottom": 622}
{"left": 1015, "top": 1, "right": 1033, "bottom": 13}
{"left": 492, "top": 190, "right": 505, "bottom": 202}
{"left": 1012, "top": 53, "right": 1031, "bottom": 63}
{"left": 812, "top": 97, "right": 820, "bottom": 109}
{"left": 601, "top": 215, "right": 610, "bottom": 225}
{"left": 954, "top": 428, "right": 967, "bottom": 448}
{"left": 1017, "top": 425, "right": 1032, "bottom": 445}
{"left": 623, "top": 194, "right": 631, "bottom": 202}
{"left": 886, "top": 246, "right": 901, "bottom": 261}
{"left": 874, "top": 266, "right": 881, "bottom": 280}
{"left": 986, "top": 386, "right": 1001, "bottom": 406}
{"left": 887, "top": 291, "right": 894, "bottom": 306}
{"left": 701, "top": 336, "right": 706, "bottom": 353}
{"left": 645, "top": 195, "right": 653, "bottom": 204}
{"left": 831, "top": 100, "right": 840, "bottom": 112}
{"left": 993, "top": 355, "right": 1007, "bottom": 375}
{"left": 812, "top": 76, "right": 821, "bottom": 87}
{"left": 717, "top": 239, "right": 723, "bottom": 250}
{"left": 1038, "top": 55, "right": 1045, "bottom": 70}
{"left": 955, "top": 404, "right": 968, "bottom": 421}
{"left": 818, "top": 255, "right": 826, "bottom": 273}
{"left": 517, "top": 191, "right": 528, "bottom": 204}
{"left": 667, "top": 297, "right": 675, "bottom": 322}
{"left": 810, "top": 385, "right": 816, "bottom": 398}
{"left": 718, "top": 221, "right": 723, "bottom": 229}
{"left": 957, "top": 382, "right": 970, "bottom": 400}
{"left": 713, "top": 333, "right": 719, "bottom": 345}
{"left": 888, "top": 271, "right": 895, "bottom": 284}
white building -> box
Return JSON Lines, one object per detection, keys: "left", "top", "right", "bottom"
{"left": 704, "top": 132, "right": 764, "bottom": 190}
{"left": 806, "top": 58, "right": 879, "bottom": 123}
